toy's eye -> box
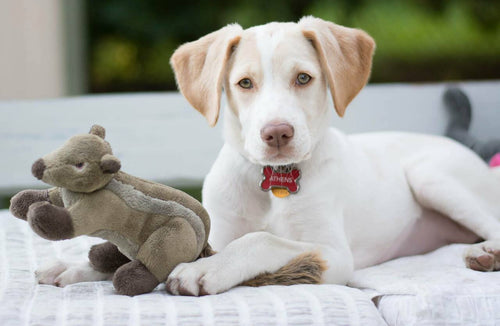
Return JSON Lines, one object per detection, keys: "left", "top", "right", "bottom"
{"left": 238, "top": 78, "right": 253, "bottom": 89}
{"left": 296, "top": 73, "right": 312, "bottom": 85}
{"left": 75, "top": 162, "right": 85, "bottom": 169}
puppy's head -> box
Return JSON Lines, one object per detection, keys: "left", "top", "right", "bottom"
{"left": 171, "top": 16, "right": 375, "bottom": 166}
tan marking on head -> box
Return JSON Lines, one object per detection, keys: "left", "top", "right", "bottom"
{"left": 222, "top": 22, "right": 332, "bottom": 165}
{"left": 224, "top": 31, "right": 262, "bottom": 116}
{"left": 170, "top": 24, "right": 243, "bottom": 126}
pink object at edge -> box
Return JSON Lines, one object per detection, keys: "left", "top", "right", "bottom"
{"left": 490, "top": 153, "right": 500, "bottom": 168}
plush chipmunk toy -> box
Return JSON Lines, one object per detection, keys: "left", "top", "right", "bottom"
{"left": 9, "top": 125, "right": 211, "bottom": 296}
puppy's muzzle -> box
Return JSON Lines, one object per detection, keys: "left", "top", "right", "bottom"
{"left": 260, "top": 123, "right": 294, "bottom": 148}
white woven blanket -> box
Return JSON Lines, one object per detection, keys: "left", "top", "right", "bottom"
{"left": 350, "top": 244, "right": 500, "bottom": 325}
{"left": 0, "top": 210, "right": 385, "bottom": 326}
{"left": 3, "top": 207, "right": 500, "bottom": 326}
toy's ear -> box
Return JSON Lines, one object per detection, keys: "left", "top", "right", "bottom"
{"left": 100, "top": 154, "right": 121, "bottom": 174}
{"left": 90, "top": 125, "right": 106, "bottom": 139}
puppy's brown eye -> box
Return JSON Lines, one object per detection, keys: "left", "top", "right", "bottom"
{"left": 75, "top": 162, "right": 84, "bottom": 169}
{"left": 296, "top": 73, "right": 311, "bottom": 85}
{"left": 238, "top": 78, "right": 253, "bottom": 89}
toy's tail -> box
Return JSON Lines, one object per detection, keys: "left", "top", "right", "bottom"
{"left": 197, "top": 244, "right": 326, "bottom": 287}
{"left": 198, "top": 243, "right": 216, "bottom": 258}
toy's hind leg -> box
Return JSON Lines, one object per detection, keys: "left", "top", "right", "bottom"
{"left": 137, "top": 217, "right": 199, "bottom": 281}
{"left": 112, "top": 217, "right": 199, "bottom": 296}
{"left": 88, "top": 241, "right": 130, "bottom": 273}
{"left": 407, "top": 166, "right": 500, "bottom": 272}
{"left": 113, "top": 260, "right": 159, "bottom": 296}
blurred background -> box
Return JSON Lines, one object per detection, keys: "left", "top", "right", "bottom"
{"left": 1, "top": 0, "right": 499, "bottom": 99}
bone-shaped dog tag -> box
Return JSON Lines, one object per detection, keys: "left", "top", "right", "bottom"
{"left": 260, "top": 165, "right": 300, "bottom": 198}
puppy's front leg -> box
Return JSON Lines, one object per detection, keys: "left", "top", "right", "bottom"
{"left": 166, "top": 231, "right": 353, "bottom": 296}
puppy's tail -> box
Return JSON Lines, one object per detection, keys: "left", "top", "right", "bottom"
{"left": 197, "top": 245, "right": 327, "bottom": 286}
{"left": 241, "top": 251, "right": 327, "bottom": 287}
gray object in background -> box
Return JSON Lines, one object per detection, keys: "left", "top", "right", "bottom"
{"left": 444, "top": 87, "right": 500, "bottom": 162}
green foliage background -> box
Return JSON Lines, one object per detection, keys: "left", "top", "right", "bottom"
{"left": 87, "top": 0, "right": 500, "bottom": 93}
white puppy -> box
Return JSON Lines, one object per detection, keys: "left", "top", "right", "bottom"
{"left": 37, "top": 17, "right": 500, "bottom": 295}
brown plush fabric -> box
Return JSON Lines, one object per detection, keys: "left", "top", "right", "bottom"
{"left": 31, "top": 158, "right": 46, "bottom": 180}
{"left": 38, "top": 134, "right": 115, "bottom": 193}
{"left": 100, "top": 154, "right": 121, "bottom": 174}
{"left": 11, "top": 125, "right": 211, "bottom": 296}
{"left": 240, "top": 252, "right": 327, "bottom": 287}
{"left": 48, "top": 187, "right": 64, "bottom": 207}
{"left": 136, "top": 217, "right": 198, "bottom": 282}
{"left": 113, "top": 260, "right": 160, "bottom": 296}
{"left": 89, "top": 125, "right": 106, "bottom": 139}
{"left": 104, "top": 179, "right": 206, "bottom": 254}
{"left": 89, "top": 241, "right": 131, "bottom": 273}
{"left": 198, "top": 243, "right": 216, "bottom": 258}
{"left": 27, "top": 202, "right": 74, "bottom": 240}
{"left": 114, "top": 171, "right": 211, "bottom": 247}
{"left": 9, "top": 189, "right": 49, "bottom": 220}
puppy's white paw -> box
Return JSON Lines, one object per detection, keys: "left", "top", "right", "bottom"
{"left": 35, "top": 260, "right": 70, "bottom": 285}
{"left": 166, "top": 257, "right": 235, "bottom": 296}
{"left": 198, "top": 268, "right": 233, "bottom": 295}
{"left": 166, "top": 262, "right": 205, "bottom": 296}
{"left": 464, "top": 240, "right": 500, "bottom": 272}
{"left": 36, "top": 260, "right": 111, "bottom": 287}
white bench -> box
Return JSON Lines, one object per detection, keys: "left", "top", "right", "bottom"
{"left": 2, "top": 81, "right": 499, "bottom": 197}
{"left": 1, "top": 81, "right": 500, "bottom": 325}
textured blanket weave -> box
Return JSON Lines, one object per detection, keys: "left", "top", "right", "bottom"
{"left": 350, "top": 244, "right": 500, "bottom": 325}
{"left": 0, "top": 210, "right": 385, "bottom": 326}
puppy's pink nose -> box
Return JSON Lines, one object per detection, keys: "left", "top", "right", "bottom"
{"left": 260, "top": 122, "right": 294, "bottom": 148}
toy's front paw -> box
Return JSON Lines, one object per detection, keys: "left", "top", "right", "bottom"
{"left": 27, "top": 202, "right": 74, "bottom": 240}
{"left": 9, "top": 189, "right": 50, "bottom": 220}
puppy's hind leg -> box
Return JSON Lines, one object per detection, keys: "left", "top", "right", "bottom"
{"left": 36, "top": 260, "right": 112, "bottom": 287}
{"left": 406, "top": 166, "right": 500, "bottom": 272}
{"left": 38, "top": 242, "right": 125, "bottom": 286}
{"left": 36, "top": 242, "right": 124, "bottom": 287}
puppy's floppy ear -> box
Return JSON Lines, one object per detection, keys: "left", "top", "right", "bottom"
{"left": 170, "top": 24, "right": 243, "bottom": 127}
{"left": 100, "top": 154, "right": 121, "bottom": 174}
{"left": 299, "top": 16, "right": 375, "bottom": 117}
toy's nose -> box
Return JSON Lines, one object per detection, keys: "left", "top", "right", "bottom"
{"left": 32, "top": 158, "right": 46, "bottom": 180}
{"left": 260, "top": 122, "right": 294, "bottom": 148}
